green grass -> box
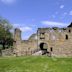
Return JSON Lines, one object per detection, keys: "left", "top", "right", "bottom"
{"left": 0, "top": 56, "right": 72, "bottom": 72}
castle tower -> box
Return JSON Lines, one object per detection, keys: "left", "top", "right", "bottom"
{"left": 13, "top": 28, "right": 22, "bottom": 56}
{"left": 14, "top": 28, "right": 21, "bottom": 41}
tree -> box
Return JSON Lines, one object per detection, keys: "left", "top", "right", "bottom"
{"left": 0, "top": 17, "right": 13, "bottom": 49}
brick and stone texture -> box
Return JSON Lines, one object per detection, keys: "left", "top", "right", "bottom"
{"left": 2, "top": 48, "right": 13, "bottom": 56}
{"left": 13, "top": 23, "right": 72, "bottom": 57}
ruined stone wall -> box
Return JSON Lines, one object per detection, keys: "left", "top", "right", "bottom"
{"left": 51, "top": 28, "right": 72, "bottom": 57}
{"left": 38, "top": 27, "right": 72, "bottom": 57}
{"left": 2, "top": 48, "right": 13, "bottom": 56}
{"left": 13, "top": 26, "right": 72, "bottom": 57}
{"left": 13, "top": 28, "right": 22, "bottom": 56}
{"left": 13, "top": 28, "right": 38, "bottom": 56}
{"left": 20, "top": 40, "right": 37, "bottom": 55}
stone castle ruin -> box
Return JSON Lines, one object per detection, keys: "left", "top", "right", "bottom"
{"left": 1, "top": 23, "right": 72, "bottom": 57}
{"left": 12, "top": 23, "right": 72, "bottom": 57}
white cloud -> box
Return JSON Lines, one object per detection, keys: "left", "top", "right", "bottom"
{"left": 41, "top": 21, "right": 68, "bottom": 27}
{"left": 20, "top": 27, "right": 32, "bottom": 32}
{"left": 60, "top": 5, "right": 64, "bottom": 9}
{"left": 13, "top": 23, "right": 22, "bottom": 27}
{"left": 69, "top": 10, "right": 72, "bottom": 15}
{"left": 1, "top": 0, "right": 16, "bottom": 4}
{"left": 12, "top": 23, "right": 34, "bottom": 40}
{"left": 12, "top": 23, "right": 33, "bottom": 32}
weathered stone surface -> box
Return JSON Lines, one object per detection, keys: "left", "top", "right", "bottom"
{"left": 2, "top": 48, "right": 13, "bottom": 56}
{"left": 12, "top": 24, "right": 72, "bottom": 57}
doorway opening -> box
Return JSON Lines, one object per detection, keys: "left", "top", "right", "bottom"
{"left": 39, "top": 42, "right": 48, "bottom": 55}
{"left": 40, "top": 43, "right": 47, "bottom": 50}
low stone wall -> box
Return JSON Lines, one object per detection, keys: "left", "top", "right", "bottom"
{"left": 2, "top": 48, "right": 13, "bottom": 56}
{"left": 13, "top": 48, "right": 41, "bottom": 56}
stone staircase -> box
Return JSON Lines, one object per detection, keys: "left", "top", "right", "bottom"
{"left": 32, "top": 49, "right": 51, "bottom": 56}
{"left": 32, "top": 50, "right": 43, "bottom": 55}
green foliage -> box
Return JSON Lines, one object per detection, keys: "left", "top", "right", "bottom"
{"left": 0, "top": 17, "right": 13, "bottom": 49}
{"left": 0, "top": 17, "right": 12, "bottom": 30}
{"left": 0, "top": 56, "right": 72, "bottom": 72}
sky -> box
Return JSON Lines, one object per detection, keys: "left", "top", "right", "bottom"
{"left": 0, "top": 0, "right": 72, "bottom": 40}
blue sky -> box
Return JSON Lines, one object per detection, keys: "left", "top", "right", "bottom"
{"left": 0, "top": 0, "right": 72, "bottom": 40}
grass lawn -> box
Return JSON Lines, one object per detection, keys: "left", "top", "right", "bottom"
{"left": 0, "top": 56, "right": 72, "bottom": 72}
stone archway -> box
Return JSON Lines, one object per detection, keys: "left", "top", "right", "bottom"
{"left": 39, "top": 43, "right": 48, "bottom": 50}
{"left": 39, "top": 42, "right": 48, "bottom": 55}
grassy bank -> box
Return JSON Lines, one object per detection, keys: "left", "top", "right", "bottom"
{"left": 0, "top": 56, "right": 72, "bottom": 72}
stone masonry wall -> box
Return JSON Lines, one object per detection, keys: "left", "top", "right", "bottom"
{"left": 2, "top": 48, "right": 13, "bottom": 56}
{"left": 13, "top": 26, "right": 72, "bottom": 57}
{"left": 38, "top": 27, "right": 72, "bottom": 57}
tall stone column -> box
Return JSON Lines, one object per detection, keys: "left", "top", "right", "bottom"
{"left": 13, "top": 28, "right": 22, "bottom": 56}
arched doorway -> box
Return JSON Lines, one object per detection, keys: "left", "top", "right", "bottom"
{"left": 39, "top": 42, "right": 48, "bottom": 55}
{"left": 40, "top": 43, "right": 48, "bottom": 50}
